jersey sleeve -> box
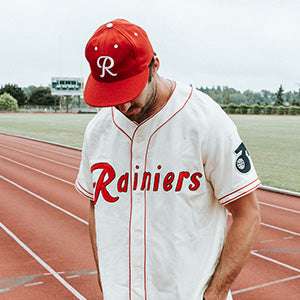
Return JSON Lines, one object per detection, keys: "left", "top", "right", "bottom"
{"left": 75, "top": 133, "right": 94, "bottom": 201}
{"left": 203, "top": 117, "right": 261, "bottom": 206}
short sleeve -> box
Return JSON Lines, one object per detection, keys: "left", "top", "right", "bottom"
{"left": 204, "top": 122, "right": 261, "bottom": 206}
{"left": 75, "top": 134, "right": 94, "bottom": 201}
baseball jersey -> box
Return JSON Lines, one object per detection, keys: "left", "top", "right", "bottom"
{"left": 75, "top": 81, "right": 261, "bottom": 300}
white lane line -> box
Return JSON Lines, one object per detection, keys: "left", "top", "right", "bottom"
{"left": 283, "top": 236, "right": 294, "bottom": 240}
{"left": 261, "top": 222, "right": 300, "bottom": 237}
{"left": 0, "top": 154, "right": 74, "bottom": 186}
{"left": 232, "top": 274, "right": 300, "bottom": 295}
{"left": 0, "top": 175, "right": 88, "bottom": 225}
{"left": 24, "top": 281, "right": 44, "bottom": 287}
{"left": 259, "top": 239, "right": 274, "bottom": 244}
{"left": 9, "top": 139, "right": 81, "bottom": 159}
{"left": 0, "top": 144, "right": 78, "bottom": 170}
{"left": 251, "top": 250, "right": 300, "bottom": 273}
{"left": 66, "top": 275, "right": 80, "bottom": 279}
{"left": 258, "top": 201, "right": 300, "bottom": 214}
{"left": 0, "top": 222, "right": 87, "bottom": 300}
{"left": 228, "top": 213, "right": 300, "bottom": 237}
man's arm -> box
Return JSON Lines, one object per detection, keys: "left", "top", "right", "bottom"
{"left": 89, "top": 201, "right": 104, "bottom": 298}
{"left": 203, "top": 191, "right": 261, "bottom": 300}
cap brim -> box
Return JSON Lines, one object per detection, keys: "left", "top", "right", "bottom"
{"left": 84, "top": 68, "right": 150, "bottom": 107}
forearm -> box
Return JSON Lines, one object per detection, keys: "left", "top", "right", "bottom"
{"left": 89, "top": 202, "right": 103, "bottom": 295}
{"left": 204, "top": 194, "right": 260, "bottom": 299}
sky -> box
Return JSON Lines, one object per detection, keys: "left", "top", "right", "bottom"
{"left": 1, "top": 0, "right": 299, "bottom": 93}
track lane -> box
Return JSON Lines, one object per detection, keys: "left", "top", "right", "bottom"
{"left": 0, "top": 222, "right": 87, "bottom": 300}
{"left": 0, "top": 158, "right": 86, "bottom": 222}
{"left": 0, "top": 179, "right": 100, "bottom": 299}
{"left": 231, "top": 254, "right": 299, "bottom": 299}
{"left": 0, "top": 133, "right": 81, "bottom": 161}
{"left": 257, "top": 189, "right": 300, "bottom": 211}
{"left": 0, "top": 145, "right": 79, "bottom": 183}
{"left": 259, "top": 204, "right": 299, "bottom": 236}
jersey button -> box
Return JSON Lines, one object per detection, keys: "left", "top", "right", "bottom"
{"left": 136, "top": 158, "right": 143, "bottom": 165}
{"left": 136, "top": 136, "right": 143, "bottom": 143}
{"left": 135, "top": 267, "right": 141, "bottom": 273}
{"left": 135, "top": 230, "right": 142, "bottom": 237}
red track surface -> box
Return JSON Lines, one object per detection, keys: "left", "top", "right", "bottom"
{"left": 0, "top": 133, "right": 299, "bottom": 299}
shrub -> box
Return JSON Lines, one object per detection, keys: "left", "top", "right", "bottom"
{"left": 277, "top": 106, "right": 285, "bottom": 115}
{"left": 264, "top": 105, "right": 273, "bottom": 115}
{"left": 227, "top": 103, "right": 238, "bottom": 114}
{"left": 289, "top": 106, "right": 300, "bottom": 115}
{"left": 238, "top": 104, "right": 250, "bottom": 114}
{"left": 220, "top": 104, "right": 228, "bottom": 113}
{"left": 250, "top": 104, "right": 262, "bottom": 114}
{"left": 0, "top": 93, "right": 18, "bottom": 111}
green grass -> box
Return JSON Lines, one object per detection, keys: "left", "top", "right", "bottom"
{"left": 0, "top": 113, "right": 94, "bottom": 148}
{"left": 229, "top": 115, "right": 300, "bottom": 192}
{"left": 0, "top": 113, "right": 299, "bottom": 192}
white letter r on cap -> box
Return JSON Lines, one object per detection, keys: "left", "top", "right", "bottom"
{"left": 97, "top": 56, "right": 117, "bottom": 78}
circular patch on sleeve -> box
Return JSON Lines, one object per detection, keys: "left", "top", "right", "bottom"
{"left": 234, "top": 142, "right": 251, "bottom": 174}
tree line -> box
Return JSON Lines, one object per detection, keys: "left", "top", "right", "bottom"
{"left": 1, "top": 83, "right": 300, "bottom": 112}
{"left": 0, "top": 84, "right": 58, "bottom": 108}
{"left": 0, "top": 84, "right": 76, "bottom": 112}
{"left": 196, "top": 84, "right": 300, "bottom": 107}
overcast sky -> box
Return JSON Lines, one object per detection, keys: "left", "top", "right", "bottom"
{"left": 1, "top": 0, "right": 299, "bottom": 92}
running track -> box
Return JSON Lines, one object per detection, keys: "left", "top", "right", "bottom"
{"left": 0, "top": 133, "right": 299, "bottom": 299}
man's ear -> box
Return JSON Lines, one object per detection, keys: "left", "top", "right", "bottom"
{"left": 148, "top": 56, "right": 160, "bottom": 82}
{"left": 152, "top": 56, "right": 160, "bottom": 75}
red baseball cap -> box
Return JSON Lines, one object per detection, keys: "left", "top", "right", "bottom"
{"left": 84, "top": 19, "right": 154, "bottom": 107}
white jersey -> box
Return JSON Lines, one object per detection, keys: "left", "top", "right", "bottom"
{"left": 76, "top": 82, "right": 260, "bottom": 300}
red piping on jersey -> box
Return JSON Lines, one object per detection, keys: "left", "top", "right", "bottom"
{"left": 219, "top": 178, "right": 260, "bottom": 202}
{"left": 222, "top": 181, "right": 261, "bottom": 206}
{"left": 127, "top": 82, "right": 192, "bottom": 299}
{"left": 142, "top": 86, "right": 193, "bottom": 299}
{"left": 129, "top": 144, "right": 134, "bottom": 300}
{"left": 75, "top": 180, "right": 93, "bottom": 198}
{"left": 127, "top": 82, "right": 181, "bottom": 299}
{"left": 111, "top": 108, "right": 132, "bottom": 141}
{"left": 127, "top": 82, "right": 177, "bottom": 300}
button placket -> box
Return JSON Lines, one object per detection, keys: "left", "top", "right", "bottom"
{"left": 130, "top": 130, "right": 147, "bottom": 298}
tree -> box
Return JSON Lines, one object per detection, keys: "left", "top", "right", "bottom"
{"left": 208, "top": 89, "right": 217, "bottom": 102}
{"left": 274, "top": 85, "right": 284, "bottom": 106}
{"left": 221, "top": 87, "right": 231, "bottom": 104}
{"left": 0, "top": 84, "right": 27, "bottom": 106}
{"left": 0, "top": 93, "right": 18, "bottom": 111}
{"left": 291, "top": 98, "right": 300, "bottom": 106}
{"left": 22, "top": 85, "right": 37, "bottom": 97}
{"left": 28, "top": 87, "right": 56, "bottom": 106}
{"left": 243, "top": 90, "right": 256, "bottom": 105}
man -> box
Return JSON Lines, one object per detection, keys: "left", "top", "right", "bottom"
{"left": 75, "top": 19, "right": 261, "bottom": 300}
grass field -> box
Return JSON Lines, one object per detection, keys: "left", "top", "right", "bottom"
{"left": 0, "top": 113, "right": 299, "bottom": 192}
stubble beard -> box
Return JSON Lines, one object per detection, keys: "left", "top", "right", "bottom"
{"left": 133, "top": 81, "right": 158, "bottom": 123}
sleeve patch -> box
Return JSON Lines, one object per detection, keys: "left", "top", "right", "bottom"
{"left": 234, "top": 142, "right": 251, "bottom": 174}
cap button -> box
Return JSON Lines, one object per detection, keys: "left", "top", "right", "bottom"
{"left": 106, "top": 23, "right": 113, "bottom": 28}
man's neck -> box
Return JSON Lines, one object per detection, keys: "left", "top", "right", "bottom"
{"left": 133, "top": 77, "right": 173, "bottom": 124}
